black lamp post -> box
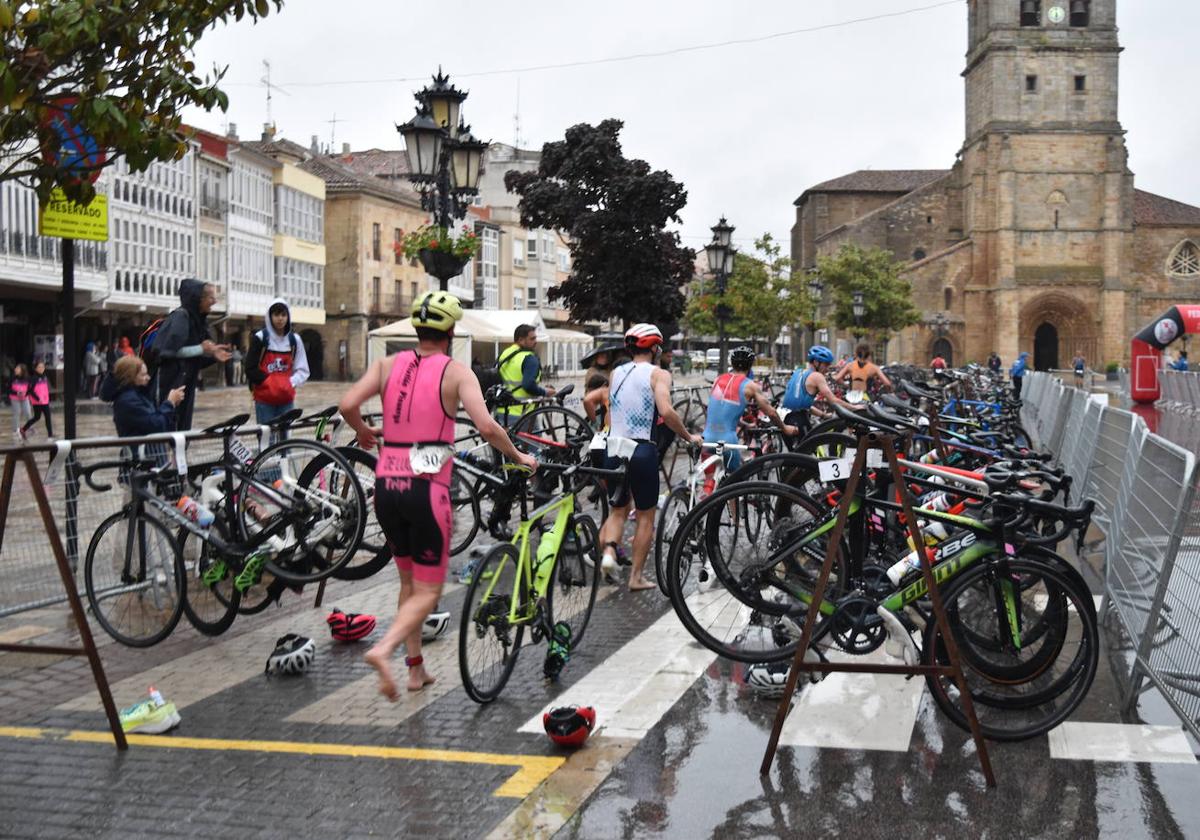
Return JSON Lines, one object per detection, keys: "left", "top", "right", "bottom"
{"left": 706, "top": 216, "right": 736, "bottom": 371}
{"left": 806, "top": 269, "right": 823, "bottom": 350}
{"left": 397, "top": 69, "right": 488, "bottom": 290}
{"left": 852, "top": 290, "right": 865, "bottom": 342}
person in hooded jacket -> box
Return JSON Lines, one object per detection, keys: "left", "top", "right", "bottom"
{"left": 1010, "top": 351, "right": 1030, "bottom": 398}
{"left": 153, "top": 278, "right": 231, "bottom": 431}
{"left": 243, "top": 298, "right": 310, "bottom": 424}
{"left": 101, "top": 355, "right": 186, "bottom": 437}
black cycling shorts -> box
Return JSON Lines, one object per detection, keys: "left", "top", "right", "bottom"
{"left": 604, "top": 440, "right": 659, "bottom": 511}
{"left": 373, "top": 476, "right": 451, "bottom": 584}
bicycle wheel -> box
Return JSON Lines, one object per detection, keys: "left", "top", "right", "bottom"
{"left": 663, "top": 398, "right": 705, "bottom": 481}
{"left": 924, "top": 556, "right": 1099, "bottom": 742}
{"left": 449, "top": 468, "right": 481, "bottom": 557}
{"left": 665, "top": 481, "right": 849, "bottom": 664}
{"left": 459, "top": 543, "right": 526, "bottom": 704}
{"left": 654, "top": 486, "right": 692, "bottom": 596}
{"left": 546, "top": 514, "right": 601, "bottom": 645}
{"left": 84, "top": 511, "right": 185, "bottom": 647}
{"left": 330, "top": 446, "right": 391, "bottom": 581}
{"left": 178, "top": 531, "right": 243, "bottom": 636}
{"left": 238, "top": 439, "right": 365, "bottom": 584}
{"left": 512, "top": 406, "right": 593, "bottom": 459}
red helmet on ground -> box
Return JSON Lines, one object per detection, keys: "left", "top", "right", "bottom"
{"left": 326, "top": 608, "right": 376, "bottom": 642}
{"left": 624, "top": 323, "right": 663, "bottom": 351}
{"left": 543, "top": 705, "right": 596, "bottom": 748}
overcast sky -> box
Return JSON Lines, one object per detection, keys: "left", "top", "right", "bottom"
{"left": 182, "top": 0, "right": 1200, "bottom": 256}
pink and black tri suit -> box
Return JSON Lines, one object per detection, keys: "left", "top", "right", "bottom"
{"left": 374, "top": 350, "right": 456, "bottom": 584}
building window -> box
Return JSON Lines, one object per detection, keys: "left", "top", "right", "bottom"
{"left": 394, "top": 279, "right": 404, "bottom": 310}
{"left": 411, "top": 281, "right": 419, "bottom": 301}
{"left": 1070, "top": 0, "right": 1089, "bottom": 26}
{"left": 1168, "top": 241, "right": 1200, "bottom": 277}
{"left": 513, "top": 241, "right": 525, "bottom": 268}
{"left": 913, "top": 249, "right": 927, "bottom": 261}
{"left": 527, "top": 284, "right": 538, "bottom": 308}
{"left": 1074, "top": 75, "right": 1086, "bottom": 92}
{"left": 1025, "top": 75, "right": 1038, "bottom": 93}
{"left": 1020, "top": 0, "right": 1041, "bottom": 27}
{"left": 372, "top": 276, "right": 381, "bottom": 309}
{"left": 394, "top": 228, "right": 403, "bottom": 264}
{"left": 372, "top": 223, "right": 381, "bottom": 261}
{"left": 526, "top": 237, "right": 538, "bottom": 261}
{"left": 944, "top": 287, "right": 954, "bottom": 310}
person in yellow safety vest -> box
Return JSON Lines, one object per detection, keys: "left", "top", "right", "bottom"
{"left": 496, "top": 323, "right": 556, "bottom": 425}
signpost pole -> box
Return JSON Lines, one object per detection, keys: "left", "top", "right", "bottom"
{"left": 62, "top": 238, "right": 76, "bottom": 440}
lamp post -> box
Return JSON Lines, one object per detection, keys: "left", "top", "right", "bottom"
{"left": 806, "top": 269, "right": 823, "bottom": 350}
{"left": 397, "top": 68, "right": 489, "bottom": 290}
{"left": 852, "top": 289, "right": 865, "bottom": 343}
{"left": 705, "top": 216, "right": 736, "bottom": 371}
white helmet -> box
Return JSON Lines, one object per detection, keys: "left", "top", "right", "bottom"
{"left": 624, "top": 323, "right": 664, "bottom": 351}
{"left": 265, "top": 634, "right": 316, "bottom": 676}
{"left": 745, "top": 661, "right": 791, "bottom": 698}
{"left": 421, "top": 609, "right": 451, "bottom": 642}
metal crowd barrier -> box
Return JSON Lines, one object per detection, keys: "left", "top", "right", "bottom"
{"left": 1021, "top": 371, "right": 1200, "bottom": 742}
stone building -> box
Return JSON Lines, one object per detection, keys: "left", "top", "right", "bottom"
{"left": 791, "top": 0, "right": 1200, "bottom": 369}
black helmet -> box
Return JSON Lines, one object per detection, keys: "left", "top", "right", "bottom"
{"left": 730, "top": 346, "right": 755, "bottom": 371}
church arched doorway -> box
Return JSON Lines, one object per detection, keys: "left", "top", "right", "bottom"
{"left": 930, "top": 338, "right": 953, "bottom": 367}
{"left": 1034, "top": 323, "right": 1058, "bottom": 371}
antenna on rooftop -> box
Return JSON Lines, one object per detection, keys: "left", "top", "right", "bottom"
{"left": 513, "top": 78, "right": 524, "bottom": 150}
{"left": 260, "top": 59, "right": 290, "bottom": 128}
{"left": 327, "top": 113, "right": 347, "bottom": 152}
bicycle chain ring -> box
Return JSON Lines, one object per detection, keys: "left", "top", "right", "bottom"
{"left": 860, "top": 565, "right": 894, "bottom": 600}
{"left": 830, "top": 594, "right": 886, "bottom": 654}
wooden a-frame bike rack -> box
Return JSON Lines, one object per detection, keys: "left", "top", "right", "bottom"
{"left": 760, "top": 430, "right": 996, "bottom": 787}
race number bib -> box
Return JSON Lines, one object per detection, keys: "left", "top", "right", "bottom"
{"left": 410, "top": 444, "right": 452, "bottom": 475}
{"left": 847, "top": 390, "right": 865, "bottom": 404}
{"left": 818, "top": 458, "right": 853, "bottom": 482}
{"left": 229, "top": 438, "right": 254, "bottom": 465}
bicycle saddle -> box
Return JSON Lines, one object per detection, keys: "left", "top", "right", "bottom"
{"left": 266, "top": 407, "right": 304, "bottom": 429}
{"left": 202, "top": 414, "right": 250, "bottom": 435}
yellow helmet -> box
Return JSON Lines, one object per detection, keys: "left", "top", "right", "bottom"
{"left": 410, "top": 291, "right": 463, "bottom": 331}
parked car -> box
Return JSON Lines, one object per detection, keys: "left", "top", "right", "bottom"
{"left": 705, "top": 349, "right": 721, "bottom": 368}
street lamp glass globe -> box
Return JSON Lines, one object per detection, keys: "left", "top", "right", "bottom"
{"left": 450, "top": 127, "right": 487, "bottom": 191}
{"left": 808, "top": 277, "right": 822, "bottom": 301}
{"left": 419, "top": 70, "right": 467, "bottom": 138}
{"left": 722, "top": 248, "right": 736, "bottom": 276}
{"left": 705, "top": 240, "right": 726, "bottom": 274}
{"left": 711, "top": 216, "right": 734, "bottom": 249}
{"left": 852, "top": 290, "right": 865, "bottom": 319}
{"left": 397, "top": 108, "right": 443, "bottom": 180}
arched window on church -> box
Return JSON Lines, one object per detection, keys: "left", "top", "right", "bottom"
{"left": 1168, "top": 241, "right": 1200, "bottom": 277}
{"left": 944, "top": 287, "right": 954, "bottom": 310}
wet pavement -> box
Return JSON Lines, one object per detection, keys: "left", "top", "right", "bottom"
{"left": 1, "top": 383, "right": 1199, "bottom": 838}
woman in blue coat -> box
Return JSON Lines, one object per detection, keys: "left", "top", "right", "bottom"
{"left": 101, "top": 355, "right": 186, "bottom": 437}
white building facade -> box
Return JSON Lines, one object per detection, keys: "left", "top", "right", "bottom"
{"left": 226, "top": 144, "right": 278, "bottom": 320}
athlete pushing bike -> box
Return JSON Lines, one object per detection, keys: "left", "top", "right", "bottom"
{"left": 339, "top": 292, "right": 538, "bottom": 700}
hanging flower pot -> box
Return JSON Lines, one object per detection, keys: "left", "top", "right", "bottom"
{"left": 418, "top": 247, "right": 469, "bottom": 282}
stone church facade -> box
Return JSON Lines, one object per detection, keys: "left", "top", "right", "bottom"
{"left": 791, "top": 0, "right": 1200, "bottom": 369}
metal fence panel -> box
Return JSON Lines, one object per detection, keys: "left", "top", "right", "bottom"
{"left": 1050, "top": 388, "right": 1086, "bottom": 469}
{"left": 1046, "top": 384, "right": 1080, "bottom": 456}
{"left": 1085, "top": 406, "right": 1136, "bottom": 533}
{"left": 1064, "top": 398, "right": 1103, "bottom": 493}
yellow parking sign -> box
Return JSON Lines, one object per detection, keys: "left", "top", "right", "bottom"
{"left": 39, "top": 189, "right": 108, "bottom": 241}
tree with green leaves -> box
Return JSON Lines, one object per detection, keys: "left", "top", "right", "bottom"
{"left": 504, "top": 119, "right": 695, "bottom": 328}
{"left": 0, "top": 0, "right": 282, "bottom": 205}
{"left": 817, "top": 244, "right": 921, "bottom": 341}
{"left": 684, "top": 233, "right": 811, "bottom": 354}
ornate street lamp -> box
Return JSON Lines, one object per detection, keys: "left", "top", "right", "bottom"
{"left": 706, "top": 216, "right": 736, "bottom": 370}
{"left": 396, "top": 68, "right": 488, "bottom": 290}
{"left": 852, "top": 289, "right": 865, "bottom": 341}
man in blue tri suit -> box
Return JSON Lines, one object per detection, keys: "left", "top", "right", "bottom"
{"left": 701, "top": 345, "right": 796, "bottom": 494}
{"left": 781, "top": 345, "right": 863, "bottom": 433}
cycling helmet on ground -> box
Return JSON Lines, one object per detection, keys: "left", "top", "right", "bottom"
{"left": 625, "top": 323, "right": 664, "bottom": 351}
{"left": 410, "top": 291, "right": 463, "bottom": 331}
{"left": 543, "top": 705, "right": 596, "bottom": 748}
{"left": 745, "top": 661, "right": 792, "bottom": 698}
{"left": 730, "top": 346, "right": 755, "bottom": 371}
{"left": 326, "top": 608, "right": 376, "bottom": 643}
{"left": 421, "top": 608, "right": 451, "bottom": 642}
{"left": 807, "top": 345, "right": 835, "bottom": 364}
{"left": 265, "top": 634, "right": 316, "bottom": 676}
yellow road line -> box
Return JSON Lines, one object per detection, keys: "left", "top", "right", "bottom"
{"left": 0, "top": 726, "right": 563, "bottom": 798}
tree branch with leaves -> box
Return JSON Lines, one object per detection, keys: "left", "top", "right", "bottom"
{"left": 0, "top": 0, "right": 282, "bottom": 205}
{"left": 816, "top": 244, "right": 921, "bottom": 343}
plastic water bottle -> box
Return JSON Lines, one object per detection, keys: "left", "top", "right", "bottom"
{"left": 148, "top": 686, "right": 165, "bottom": 708}
{"left": 200, "top": 471, "right": 224, "bottom": 507}
{"left": 886, "top": 521, "right": 949, "bottom": 586}
{"left": 919, "top": 491, "right": 951, "bottom": 512}
{"left": 176, "top": 495, "right": 215, "bottom": 527}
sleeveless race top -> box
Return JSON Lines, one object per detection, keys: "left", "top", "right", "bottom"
{"left": 782, "top": 368, "right": 816, "bottom": 411}
{"left": 30, "top": 376, "right": 50, "bottom": 406}
{"left": 609, "top": 361, "right": 657, "bottom": 442}
{"left": 703, "top": 372, "right": 748, "bottom": 444}
{"left": 376, "top": 350, "right": 455, "bottom": 485}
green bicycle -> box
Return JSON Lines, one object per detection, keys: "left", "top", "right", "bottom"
{"left": 457, "top": 455, "right": 621, "bottom": 704}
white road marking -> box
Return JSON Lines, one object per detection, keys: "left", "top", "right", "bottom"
{"left": 1048, "top": 722, "right": 1198, "bottom": 765}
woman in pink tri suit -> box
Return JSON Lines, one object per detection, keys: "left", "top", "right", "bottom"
{"left": 339, "top": 292, "right": 537, "bottom": 701}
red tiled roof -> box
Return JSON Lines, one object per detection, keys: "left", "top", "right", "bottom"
{"left": 338, "top": 149, "right": 410, "bottom": 179}
{"left": 1133, "top": 189, "right": 1200, "bottom": 226}
{"left": 795, "top": 170, "right": 951, "bottom": 205}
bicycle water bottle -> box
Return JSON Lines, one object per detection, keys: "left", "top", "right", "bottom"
{"left": 919, "top": 491, "right": 951, "bottom": 513}
{"left": 148, "top": 686, "right": 165, "bottom": 708}
{"left": 200, "top": 471, "right": 224, "bottom": 507}
{"left": 886, "top": 520, "right": 949, "bottom": 586}
{"left": 176, "top": 495, "right": 215, "bottom": 527}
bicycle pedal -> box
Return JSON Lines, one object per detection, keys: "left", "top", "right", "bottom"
{"left": 234, "top": 554, "right": 266, "bottom": 593}
{"left": 201, "top": 560, "right": 229, "bottom": 588}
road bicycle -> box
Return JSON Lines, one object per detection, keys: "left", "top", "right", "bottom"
{"left": 457, "top": 454, "right": 621, "bottom": 704}
{"left": 663, "top": 404, "right": 1099, "bottom": 741}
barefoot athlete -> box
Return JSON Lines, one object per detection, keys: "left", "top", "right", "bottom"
{"left": 339, "top": 292, "right": 537, "bottom": 700}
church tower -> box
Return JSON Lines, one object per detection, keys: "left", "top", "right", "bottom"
{"left": 960, "top": 0, "right": 1133, "bottom": 368}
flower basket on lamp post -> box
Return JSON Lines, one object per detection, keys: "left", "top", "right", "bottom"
{"left": 418, "top": 248, "right": 469, "bottom": 283}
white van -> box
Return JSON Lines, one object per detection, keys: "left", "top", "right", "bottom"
{"left": 705, "top": 349, "right": 721, "bottom": 368}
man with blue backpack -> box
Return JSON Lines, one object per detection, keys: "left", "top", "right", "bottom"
{"left": 150, "top": 279, "right": 231, "bottom": 431}
{"left": 244, "top": 298, "right": 310, "bottom": 424}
